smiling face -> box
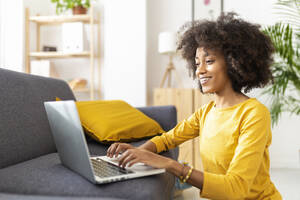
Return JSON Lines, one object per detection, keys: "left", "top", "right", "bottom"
{"left": 195, "top": 47, "right": 232, "bottom": 94}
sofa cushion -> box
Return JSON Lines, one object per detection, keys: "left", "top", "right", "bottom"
{"left": 0, "top": 152, "right": 175, "bottom": 200}
{"left": 76, "top": 100, "right": 165, "bottom": 144}
{"left": 0, "top": 69, "right": 76, "bottom": 169}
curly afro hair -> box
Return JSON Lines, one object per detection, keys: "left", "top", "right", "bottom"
{"left": 177, "top": 12, "right": 274, "bottom": 93}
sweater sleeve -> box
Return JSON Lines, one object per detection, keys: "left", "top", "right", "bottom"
{"left": 200, "top": 107, "right": 271, "bottom": 200}
{"left": 150, "top": 108, "right": 202, "bottom": 153}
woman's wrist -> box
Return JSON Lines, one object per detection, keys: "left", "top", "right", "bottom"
{"left": 165, "top": 159, "right": 185, "bottom": 177}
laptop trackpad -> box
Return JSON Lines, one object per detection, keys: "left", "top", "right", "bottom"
{"left": 127, "top": 163, "right": 154, "bottom": 171}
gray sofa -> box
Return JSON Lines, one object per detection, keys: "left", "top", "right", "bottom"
{"left": 0, "top": 68, "right": 179, "bottom": 200}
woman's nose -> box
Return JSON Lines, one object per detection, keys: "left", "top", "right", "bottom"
{"left": 196, "top": 64, "right": 206, "bottom": 77}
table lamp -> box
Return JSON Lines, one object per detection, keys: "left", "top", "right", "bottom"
{"left": 158, "top": 32, "right": 182, "bottom": 88}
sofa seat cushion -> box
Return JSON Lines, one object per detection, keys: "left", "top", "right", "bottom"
{"left": 0, "top": 193, "right": 124, "bottom": 200}
{"left": 0, "top": 153, "right": 175, "bottom": 200}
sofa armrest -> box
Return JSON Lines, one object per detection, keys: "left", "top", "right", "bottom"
{"left": 137, "top": 105, "right": 177, "bottom": 132}
{"left": 137, "top": 105, "right": 178, "bottom": 160}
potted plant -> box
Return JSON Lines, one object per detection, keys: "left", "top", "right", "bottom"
{"left": 51, "top": 0, "right": 91, "bottom": 15}
{"left": 262, "top": 0, "right": 300, "bottom": 126}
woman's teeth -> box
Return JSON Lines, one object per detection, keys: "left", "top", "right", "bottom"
{"left": 200, "top": 77, "right": 210, "bottom": 85}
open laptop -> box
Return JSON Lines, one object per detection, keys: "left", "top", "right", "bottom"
{"left": 44, "top": 100, "right": 165, "bottom": 184}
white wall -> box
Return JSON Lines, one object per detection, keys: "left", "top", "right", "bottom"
{"left": 0, "top": 0, "right": 24, "bottom": 72}
{"left": 102, "top": 0, "right": 147, "bottom": 107}
{"left": 224, "top": 0, "right": 278, "bottom": 26}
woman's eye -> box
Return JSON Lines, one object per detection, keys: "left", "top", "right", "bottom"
{"left": 206, "top": 60, "right": 214, "bottom": 64}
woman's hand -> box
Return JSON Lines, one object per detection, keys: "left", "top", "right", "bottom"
{"left": 118, "top": 148, "right": 171, "bottom": 169}
{"left": 106, "top": 142, "right": 135, "bottom": 158}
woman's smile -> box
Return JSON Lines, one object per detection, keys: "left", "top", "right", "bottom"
{"left": 199, "top": 76, "right": 212, "bottom": 85}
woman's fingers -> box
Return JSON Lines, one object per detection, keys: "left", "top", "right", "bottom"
{"left": 107, "top": 143, "right": 135, "bottom": 158}
{"left": 107, "top": 143, "right": 119, "bottom": 158}
{"left": 118, "top": 150, "right": 130, "bottom": 167}
{"left": 106, "top": 144, "right": 113, "bottom": 157}
{"left": 118, "top": 149, "right": 136, "bottom": 168}
{"left": 127, "top": 158, "right": 140, "bottom": 167}
{"left": 116, "top": 148, "right": 168, "bottom": 169}
{"left": 115, "top": 144, "right": 126, "bottom": 157}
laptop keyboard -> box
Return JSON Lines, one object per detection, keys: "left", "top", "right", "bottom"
{"left": 91, "top": 158, "right": 134, "bottom": 178}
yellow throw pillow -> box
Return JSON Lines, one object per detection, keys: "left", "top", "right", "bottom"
{"left": 75, "top": 100, "right": 165, "bottom": 143}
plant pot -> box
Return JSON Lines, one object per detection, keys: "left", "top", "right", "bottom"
{"left": 72, "top": 6, "right": 87, "bottom": 15}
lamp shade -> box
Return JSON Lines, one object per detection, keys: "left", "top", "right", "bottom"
{"left": 158, "top": 32, "right": 177, "bottom": 54}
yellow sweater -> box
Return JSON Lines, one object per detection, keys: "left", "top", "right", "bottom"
{"left": 150, "top": 98, "right": 282, "bottom": 200}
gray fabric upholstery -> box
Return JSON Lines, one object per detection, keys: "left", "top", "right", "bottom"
{"left": 0, "top": 69, "right": 179, "bottom": 200}
{"left": 137, "top": 106, "right": 177, "bottom": 133}
{"left": 0, "top": 153, "right": 175, "bottom": 200}
{"left": 0, "top": 69, "right": 75, "bottom": 168}
{"left": 0, "top": 193, "right": 123, "bottom": 200}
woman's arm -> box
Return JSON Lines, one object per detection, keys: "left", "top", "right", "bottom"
{"left": 116, "top": 147, "right": 204, "bottom": 191}
{"left": 107, "top": 108, "right": 205, "bottom": 188}
{"left": 108, "top": 139, "right": 205, "bottom": 191}
{"left": 108, "top": 108, "right": 202, "bottom": 157}
{"left": 149, "top": 108, "right": 202, "bottom": 153}
{"left": 138, "top": 140, "right": 157, "bottom": 153}
{"left": 167, "top": 159, "right": 204, "bottom": 190}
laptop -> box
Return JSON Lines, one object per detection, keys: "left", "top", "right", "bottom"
{"left": 44, "top": 100, "right": 165, "bottom": 184}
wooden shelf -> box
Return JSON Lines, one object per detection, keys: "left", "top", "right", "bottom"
{"left": 29, "top": 15, "right": 98, "bottom": 25}
{"left": 25, "top": 6, "right": 101, "bottom": 100}
{"left": 29, "top": 51, "right": 90, "bottom": 58}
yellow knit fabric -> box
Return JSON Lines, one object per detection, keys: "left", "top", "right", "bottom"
{"left": 150, "top": 98, "right": 282, "bottom": 200}
{"left": 76, "top": 100, "right": 165, "bottom": 143}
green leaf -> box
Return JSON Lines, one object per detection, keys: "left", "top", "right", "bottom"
{"left": 262, "top": 0, "right": 300, "bottom": 127}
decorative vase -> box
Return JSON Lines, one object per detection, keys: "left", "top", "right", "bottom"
{"left": 72, "top": 6, "right": 87, "bottom": 15}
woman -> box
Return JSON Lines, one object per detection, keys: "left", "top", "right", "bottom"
{"left": 107, "top": 13, "right": 282, "bottom": 199}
